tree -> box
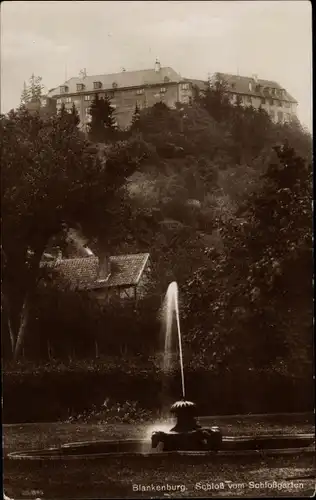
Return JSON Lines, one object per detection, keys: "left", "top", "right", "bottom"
{"left": 131, "top": 103, "right": 141, "bottom": 130}
{"left": 20, "top": 74, "right": 44, "bottom": 105}
{"left": 20, "top": 82, "right": 31, "bottom": 106}
{"left": 1, "top": 108, "right": 149, "bottom": 360}
{"left": 57, "top": 102, "right": 80, "bottom": 129}
{"left": 234, "top": 143, "right": 313, "bottom": 369}
{"left": 196, "top": 74, "right": 233, "bottom": 124}
{"left": 70, "top": 103, "right": 80, "bottom": 128}
{"left": 88, "top": 93, "right": 117, "bottom": 143}
{"left": 182, "top": 142, "right": 312, "bottom": 374}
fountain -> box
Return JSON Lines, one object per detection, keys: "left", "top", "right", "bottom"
{"left": 152, "top": 282, "right": 223, "bottom": 452}
{"left": 7, "top": 282, "right": 315, "bottom": 461}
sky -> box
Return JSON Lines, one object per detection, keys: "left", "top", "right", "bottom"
{"left": 1, "top": 0, "right": 312, "bottom": 130}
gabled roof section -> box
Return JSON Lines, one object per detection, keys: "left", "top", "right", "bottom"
{"left": 106, "top": 253, "right": 150, "bottom": 287}
{"left": 47, "top": 68, "right": 182, "bottom": 97}
{"left": 216, "top": 73, "right": 297, "bottom": 103}
{"left": 40, "top": 253, "right": 150, "bottom": 291}
{"left": 41, "top": 256, "right": 99, "bottom": 291}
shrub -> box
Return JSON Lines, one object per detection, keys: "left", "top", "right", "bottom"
{"left": 3, "top": 357, "right": 314, "bottom": 423}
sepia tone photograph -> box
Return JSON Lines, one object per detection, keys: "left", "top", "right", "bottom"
{"left": 1, "top": 1, "right": 314, "bottom": 499}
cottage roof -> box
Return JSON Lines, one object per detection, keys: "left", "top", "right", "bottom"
{"left": 47, "top": 67, "right": 182, "bottom": 97}
{"left": 41, "top": 253, "right": 150, "bottom": 291}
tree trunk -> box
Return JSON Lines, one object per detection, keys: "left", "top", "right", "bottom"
{"left": 95, "top": 340, "right": 99, "bottom": 359}
{"left": 7, "top": 316, "right": 16, "bottom": 356}
{"left": 13, "top": 296, "right": 31, "bottom": 361}
{"left": 47, "top": 340, "right": 52, "bottom": 360}
{"left": 7, "top": 242, "right": 47, "bottom": 361}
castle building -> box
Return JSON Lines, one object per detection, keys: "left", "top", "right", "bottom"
{"left": 211, "top": 72, "right": 298, "bottom": 124}
{"left": 47, "top": 60, "right": 194, "bottom": 131}
{"left": 45, "top": 64, "right": 298, "bottom": 129}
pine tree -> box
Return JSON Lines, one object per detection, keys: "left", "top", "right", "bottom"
{"left": 88, "top": 93, "right": 116, "bottom": 143}
{"left": 71, "top": 102, "right": 80, "bottom": 128}
{"left": 198, "top": 73, "right": 232, "bottom": 123}
{"left": 58, "top": 102, "right": 67, "bottom": 117}
{"left": 20, "top": 81, "right": 31, "bottom": 106}
{"left": 29, "top": 73, "right": 44, "bottom": 100}
{"left": 131, "top": 103, "right": 141, "bottom": 130}
{"left": 20, "top": 74, "right": 44, "bottom": 106}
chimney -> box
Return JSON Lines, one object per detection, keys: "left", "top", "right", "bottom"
{"left": 98, "top": 255, "right": 111, "bottom": 281}
{"left": 252, "top": 74, "right": 258, "bottom": 83}
{"left": 154, "top": 58, "right": 161, "bottom": 73}
{"left": 83, "top": 246, "right": 94, "bottom": 257}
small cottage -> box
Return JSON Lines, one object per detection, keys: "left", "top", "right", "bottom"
{"left": 40, "top": 252, "right": 151, "bottom": 303}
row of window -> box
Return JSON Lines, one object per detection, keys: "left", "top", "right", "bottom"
{"left": 230, "top": 93, "right": 291, "bottom": 108}
{"left": 227, "top": 81, "right": 286, "bottom": 99}
{"left": 58, "top": 81, "right": 190, "bottom": 98}
{"left": 60, "top": 78, "right": 189, "bottom": 94}
{"left": 56, "top": 87, "right": 171, "bottom": 104}
{"left": 269, "top": 110, "right": 291, "bottom": 122}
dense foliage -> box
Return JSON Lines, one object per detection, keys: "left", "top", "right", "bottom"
{"left": 2, "top": 74, "right": 313, "bottom": 418}
{"left": 1, "top": 106, "right": 148, "bottom": 359}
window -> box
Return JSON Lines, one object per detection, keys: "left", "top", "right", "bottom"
{"left": 271, "top": 88, "right": 276, "bottom": 96}
{"left": 231, "top": 83, "right": 236, "bottom": 90}
{"left": 41, "top": 99, "right": 47, "bottom": 107}
{"left": 84, "top": 95, "right": 91, "bottom": 101}
{"left": 164, "top": 76, "right": 170, "bottom": 83}
{"left": 56, "top": 98, "right": 62, "bottom": 104}
{"left": 60, "top": 86, "right": 68, "bottom": 93}
{"left": 285, "top": 101, "right": 291, "bottom": 108}
{"left": 277, "top": 111, "right": 283, "bottom": 123}
{"left": 93, "top": 81, "right": 102, "bottom": 90}
{"left": 261, "top": 98, "right": 266, "bottom": 105}
{"left": 285, "top": 113, "right": 291, "bottom": 122}
{"left": 85, "top": 108, "right": 91, "bottom": 115}
{"left": 247, "top": 96, "right": 252, "bottom": 104}
{"left": 160, "top": 87, "right": 167, "bottom": 93}
{"left": 269, "top": 110, "right": 275, "bottom": 120}
{"left": 112, "top": 81, "right": 118, "bottom": 89}
{"left": 76, "top": 83, "right": 85, "bottom": 92}
{"left": 278, "top": 100, "right": 283, "bottom": 107}
{"left": 65, "top": 97, "right": 72, "bottom": 103}
{"left": 269, "top": 98, "right": 274, "bottom": 106}
{"left": 181, "top": 83, "right": 190, "bottom": 90}
{"left": 67, "top": 109, "right": 72, "bottom": 114}
{"left": 136, "top": 88, "right": 144, "bottom": 95}
{"left": 255, "top": 84, "right": 261, "bottom": 92}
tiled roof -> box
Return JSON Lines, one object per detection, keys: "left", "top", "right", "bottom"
{"left": 47, "top": 67, "right": 182, "bottom": 97}
{"left": 40, "top": 253, "right": 150, "bottom": 290}
{"left": 106, "top": 253, "right": 150, "bottom": 287}
{"left": 216, "top": 73, "right": 297, "bottom": 103}
{"left": 41, "top": 256, "right": 99, "bottom": 290}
